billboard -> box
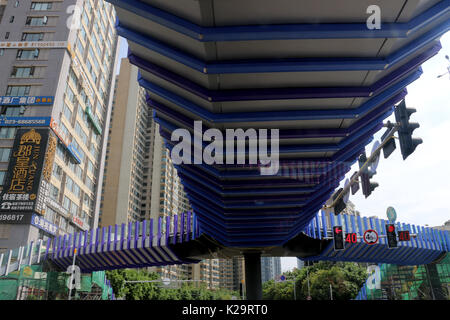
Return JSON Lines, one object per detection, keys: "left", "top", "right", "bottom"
{"left": 0, "top": 41, "right": 67, "bottom": 49}
{"left": 31, "top": 214, "right": 58, "bottom": 236}
{"left": 0, "top": 116, "right": 51, "bottom": 127}
{"left": 0, "top": 128, "right": 53, "bottom": 221}
{"left": 0, "top": 96, "right": 54, "bottom": 106}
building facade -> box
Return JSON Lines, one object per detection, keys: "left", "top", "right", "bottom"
{"left": 261, "top": 257, "right": 282, "bottom": 283}
{"left": 0, "top": 0, "right": 119, "bottom": 251}
{"left": 100, "top": 58, "right": 149, "bottom": 227}
{"left": 101, "top": 58, "right": 226, "bottom": 290}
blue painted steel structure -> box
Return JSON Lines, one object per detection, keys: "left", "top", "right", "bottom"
{"left": 301, "top": 211, "right": 449, "bottom": 265}
{"left": 0, "top": 212, "right": 448, "bottom": 276}
{"left": 105, "top": 0, "right": 450, "bottom": 249}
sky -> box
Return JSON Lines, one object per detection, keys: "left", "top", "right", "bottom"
{"left": 115, "top": 32, "right": 450, "bottom": 272}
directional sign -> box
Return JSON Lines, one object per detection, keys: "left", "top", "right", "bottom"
{"left": 363, "top": 229, "right": 379, "bottom": 245}
{"left": 386, "top": 206, "right": 397, "bottom": 223}
{"left": 369, "top": 141, "right": 381, "bottom": 174}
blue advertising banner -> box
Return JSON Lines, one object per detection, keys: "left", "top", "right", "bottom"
{"left": 31, "top": 214, "right": 58, "bottom": 236}
{"left": 67, "top": 142, "right": 82, "bottom": 164}
{"left": 0, "top": 96, "right": 54, "bottom": 106}
{"left": 0, "top": 116, "right": 51, "bottom": 127}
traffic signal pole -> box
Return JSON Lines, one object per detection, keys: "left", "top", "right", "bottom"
{"left": 324, "top": 124, "right": 399, "bottom": 212}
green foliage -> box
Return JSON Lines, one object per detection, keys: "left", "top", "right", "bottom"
{"left": 263, "top": 262, "right": 367, "bottom": 300}
{"left": 106, "top": 269, "right": 239, "bottom": 300}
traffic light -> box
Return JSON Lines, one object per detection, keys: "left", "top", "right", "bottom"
{"left": 333, "top": 226, "right": 345, "bottom": 250}
{"left": 350, "top": 172, "right": 360, "bottom": 195}
{"left": 332, "top": 188, "right": 347, "bottom": 215}
{"left": 380, "top": 123, "right": 397, "bottom": 159}
{"left": 386, "top": 224, "right": 398, "bottom": 249}
{"left": 358, "top": 152, "right": 379, "bottom": 198}
{"left": 394, "top": 100, "right": 423, "bottom": 160}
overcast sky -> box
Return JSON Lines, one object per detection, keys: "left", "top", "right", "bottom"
{"left": 115, "top": 32, "right": 450, "bottom": 273}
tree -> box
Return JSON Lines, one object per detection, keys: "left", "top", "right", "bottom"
{"left": 106, "top": 268, "right": 239, "bottom": 300}
{"left": 263, "top": 262, "right": 367, "bottom": 300}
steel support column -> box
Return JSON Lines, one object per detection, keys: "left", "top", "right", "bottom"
{"left": 244, "top": 252, "right": 262, "bottom": 300}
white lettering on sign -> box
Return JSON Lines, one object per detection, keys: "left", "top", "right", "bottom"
{"left": 0, "top": 41, "right": 68, "bottom": 49}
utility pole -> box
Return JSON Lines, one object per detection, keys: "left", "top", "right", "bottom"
{"left": 68, "top": 248, "right": 77, "bottom": 300}
{"left": 329, "top": 284, "right": 333, "bottom": 300}
{"left": 306, "top": 261, "right": 311, "bottom": 300}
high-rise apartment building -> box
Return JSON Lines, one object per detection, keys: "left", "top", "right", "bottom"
{"left": 100, "top": 58, "right": 149, "bottom": 226}
{"left": 101, "top": 58, "right": 224, "bottom": 289}
{"left": 261, "top": 257, "right": 282, "bottom": 283}
{"left": 0, "top": 0, "right": 119, "bottom": 251}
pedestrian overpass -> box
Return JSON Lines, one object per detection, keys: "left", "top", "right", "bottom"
{"left": 0, "top": 211, "right": 448, "bottom": 276}
{"left": 3, "top": 0, "right": 450, "bottom": 299}
{"left": 106, "top": 0, "right": 449, "bottom": 248}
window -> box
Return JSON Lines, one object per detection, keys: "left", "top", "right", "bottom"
{"left": 87, "top": 159, "right": 95, "bottom": 175}
{"left": 21, "top": 32, "right": 44, "bottom": 41}
{"left": 70, "top": 202, "right": 78, "bottom": 215}
{"left": 85, "top": 176, "right": 93, "bottom": 191}
{"left": 0, "top": 128, "right": 15, "bottom": 139}
{"left": 0, "top": 172, "right": 6, "bottom": 186}
{"left": 5, "top": 32, "right": 10, "bottom": 40}
{"left": 59, "top": 217, "right": 67, "bottom": 231}
{"left": 14, "top": 1, "right": 19, "bottom": 8}
{"left": 65, "top": 176, "right": 73, "bottom": 192}
{"left": 30, "top": 2, "right": 53, "bottom": 11}
{"left": 4, "top": 106, "right": 25, "bottom": 116}
{"left": 68, "top": 69, "right": 78, "bottom": 87}
{"left": 56, "top": 143, "right": 65, "bottom": 160}
{"left": 65, "top": 85, "right": 75, "bottom": 104}
{"left": 6, "top": 85, "right": 30, "bottom": 96}
{"left": 52, "top": 163, "right": 62, "bottom": 179}
{"left": 45, "top": 207, "right": 56, "bottom": 223}
{"left": 50, "top": 184, "right": 59, "bottom": 201}
{"left": 76, "top": 38, "right": 85, "bottom": 57}
{"left": 83, "top": 194, "right": 90, "bottom": 207}
{"left": 73, "top": 183, "right": 80, "bottom": 198}
{"left": 11, "top": 66, "right": 35, "bottom": 78}
{"left": 9, "top": 16, "right": 14, "bottom": 23}
{"left": 17, "top": 49, "right": 40, "bottom": 60}
{"left": 63, "top": 102, "right": 72, "bottom": 121}
{"left": 0, "top": 148, "right": 11, "bottom": 162}
{"left": 0, "top": 48, "right": 4, "bottom": 56}
{"left": 63, "top": 196, "right": 71, "bottom": 211}
{"left": 75, "top": 122, "right": 88, "bottom": 145}
{"left": 25, "top": 16, "right": 48, "bottom": 26}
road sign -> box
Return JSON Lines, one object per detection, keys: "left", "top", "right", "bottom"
{"left": 386, "top": 207, "right": 397, "bottom": 223}
{"left": 280, "top": 275, "right": 286, "bottom": 281}
{"left": 363, "top": 229, "right": 379, "bottom": 245}
{"left": 162, "top": 278, "right": 171, "bottom": 286}
{"left": 369, "top": 141, "right": 381, "bottom": 174}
